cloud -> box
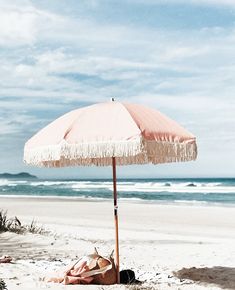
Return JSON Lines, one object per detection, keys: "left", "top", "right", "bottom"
{"left": 0, "top": 0, "right": 63, "bottom": 46}
{"left": 176, "top": 0, "right": 235, "bottom": 7}
{"left": 0, "top": 0, "right": 235, "bottom": 176}
{"left": 2, "top": 22, "right": 234, "bottom": 102}
{"left": 0, "top": 113, "right": 39, "bottom": 135}
{"left": 130, "top": 0, "right": 235, "bottom": 8}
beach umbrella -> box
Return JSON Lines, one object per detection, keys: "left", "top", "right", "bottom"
{"left": 24, "top": 100, "right": 197, "bottom": 283}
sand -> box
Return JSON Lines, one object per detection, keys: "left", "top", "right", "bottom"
{"left": 0, "top": 197, "right": 235, "bottom": 290}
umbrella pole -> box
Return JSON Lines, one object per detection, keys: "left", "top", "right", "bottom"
{"left": 112, "top": 157, "right": 120, "bottom": 284}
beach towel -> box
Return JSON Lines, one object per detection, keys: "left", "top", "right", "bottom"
{"left": 44, "top": 250, "right": 117, "bottom": 285}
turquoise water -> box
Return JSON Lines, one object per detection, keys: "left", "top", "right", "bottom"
{"left": 0, "top": 178, "right": 235, "bottom": 206}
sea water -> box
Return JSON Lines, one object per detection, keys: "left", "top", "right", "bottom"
{"left": 0, "top": 178, "right": 235, "bottom": 206}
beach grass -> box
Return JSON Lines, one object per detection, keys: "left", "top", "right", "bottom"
{"left": 0, "top": 279, "right": 7, "bottom": 290}
{"left": 0, "top": 210, "right": 45, "bottom": 235}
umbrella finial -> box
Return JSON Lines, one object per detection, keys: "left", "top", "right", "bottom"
{"left": 110, "top": 97, "right": 115, "bottom": 102}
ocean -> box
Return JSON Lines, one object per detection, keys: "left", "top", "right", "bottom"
{"left": 0, "top": 178, "right": 235, "bottom": 206}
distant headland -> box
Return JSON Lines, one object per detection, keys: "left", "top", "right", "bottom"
{"left": 0, "top": 172, "right": 37, "bottom": 179}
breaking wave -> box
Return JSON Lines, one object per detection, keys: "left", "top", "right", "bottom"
{"left": 0, "top": 178, "right": 235, "bottom": 206}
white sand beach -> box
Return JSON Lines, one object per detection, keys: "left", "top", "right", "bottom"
{"left": 0, "top": 197, "right": 235, "bottom": 290}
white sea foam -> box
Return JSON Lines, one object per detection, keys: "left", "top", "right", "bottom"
{"left": 71, "top": 183, "right": 113, "bottom": 190}
{"left": 0, "top": 179, "right": 28, "bottom": 186}
{"left": 3, "top": 179, "right": 234, "bottom": 194}
{"left": 1, "top": 194, "right": 234, "bottom": 208}
{"left": 0, "top": 179, "right": 9, "bottom": 186}
{"left": 0, "top": 194, "right": 110, "bottom": 202}
{"left": 30, "top": 181, "right": 79, "bottom": 186}
{"left": 119, "top": 197, "right": 143, "bottom": 201}
{"left": 100, "top": 182, "right": 235, "bottom": 194}
{"left": 1, "top": 179, "right": 235, "bottom": 206}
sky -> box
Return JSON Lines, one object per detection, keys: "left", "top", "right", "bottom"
{"left": 0, "top": 0, "right": 235, "bottom": 179}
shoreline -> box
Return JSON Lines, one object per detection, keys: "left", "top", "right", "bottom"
{"left": 1, "top": 197, "right": 235, "bottom": 236}
{"left": 1, "top": 194, "right": 235, "bottom": 208}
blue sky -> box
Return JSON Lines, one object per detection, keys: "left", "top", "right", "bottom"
{"left": 0, "top": 0, "right": 235, "bottom": 178}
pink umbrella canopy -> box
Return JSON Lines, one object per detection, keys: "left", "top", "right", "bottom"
{"left": 24, "top": 101, "right": 197, "bottom": 167}
{"left": 24, "top": 100, "right": 197, "bottom": 284}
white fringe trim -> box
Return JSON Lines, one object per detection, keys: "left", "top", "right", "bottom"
{"left": 145, "top": 140, "right": 197, "bottom": 164}
{"left": 24, "top": 139, "right": 197, "bottom": 167}
{"left": 24, "top": 139, "right": 143, "bottom": 167}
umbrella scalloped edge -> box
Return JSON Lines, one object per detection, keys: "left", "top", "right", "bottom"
{"left": 24, "top": 139, "right": 197, "bottom": 167}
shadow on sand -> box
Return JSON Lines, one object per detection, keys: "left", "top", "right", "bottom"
{"left": 174, "top": 266, "right": 235, "bottom": 289}
{"left": 0, "top": 232, "right": 48, "bottom": 260}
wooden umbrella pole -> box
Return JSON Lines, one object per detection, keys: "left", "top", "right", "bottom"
{"left": 112, "top": 157, "right": 120, "bottom": 284}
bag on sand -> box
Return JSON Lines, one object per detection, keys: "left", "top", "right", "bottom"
{"left": 44, "top": 249, "right": 117, "bottom": 285}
